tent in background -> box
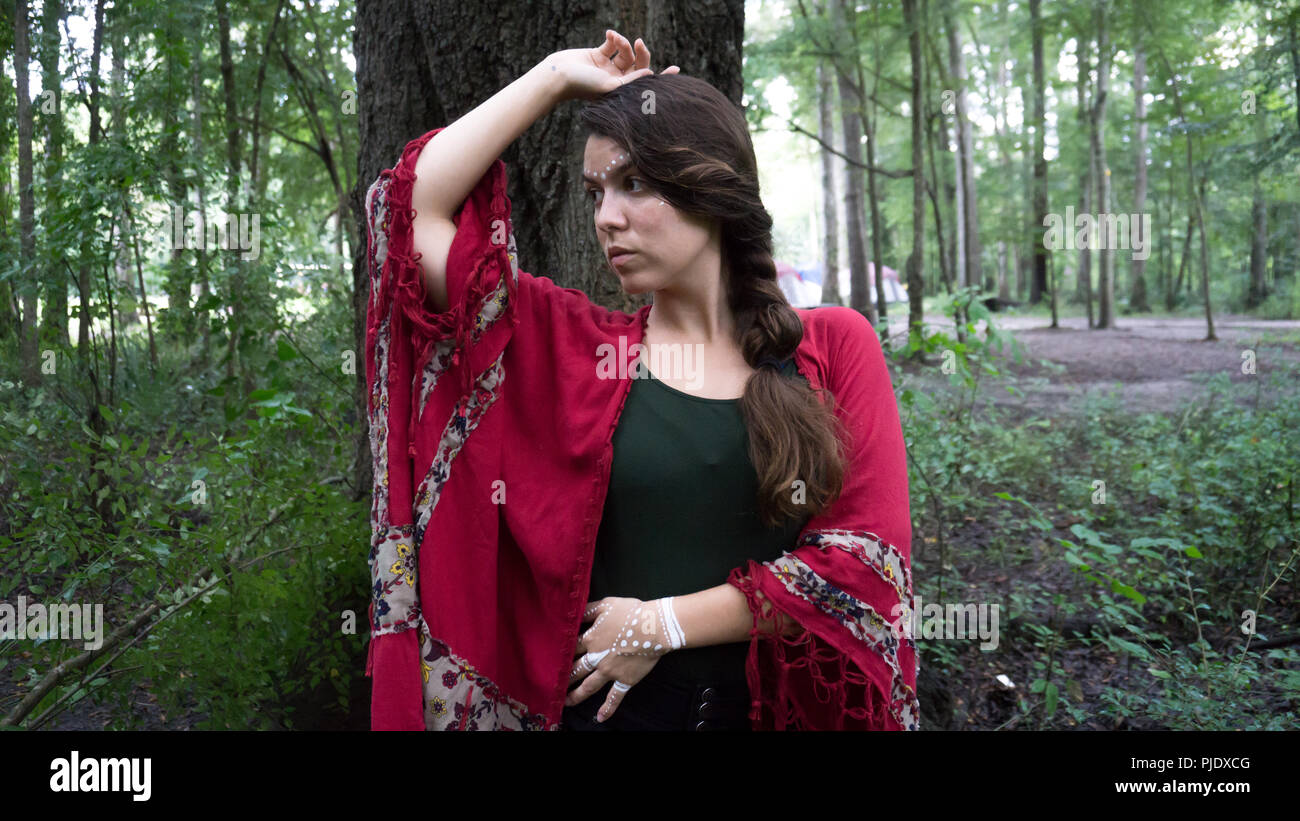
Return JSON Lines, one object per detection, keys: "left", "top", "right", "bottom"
{"left": 776, "top": 260, "right": 908, "bottom": 308}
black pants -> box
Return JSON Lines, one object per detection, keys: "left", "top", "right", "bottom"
{"left": 561, "top": 674, "right": 753, "bottom": 731}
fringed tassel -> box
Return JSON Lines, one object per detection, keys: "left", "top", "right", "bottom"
{"left": 728, "top": 564, "right": 904, "bottom": 731}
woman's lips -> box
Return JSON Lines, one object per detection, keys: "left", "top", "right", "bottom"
{"left": 610, "top": 252, "right": 636, "bottom": 268}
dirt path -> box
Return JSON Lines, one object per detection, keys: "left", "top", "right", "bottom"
{"left": 886, "top": 313, "right": 1300, "bottom": 417}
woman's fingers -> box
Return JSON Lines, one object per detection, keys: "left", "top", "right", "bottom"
{"left": 597, "top": 31, "right": 675, "bottom": 82}
{"left": 596, "top": 681, "right": 632, "bottom": 723}
{"left": 565, "top": 663, "right": 609, "bottom": 707}
{"left": 611, "top": 31, "right": 635, "bottom": 70}
{"left": 596, "top": 29, "right": 618, "bottom": 62}
{"left": 568, "top": 650, "right": 608, "bottom": 687}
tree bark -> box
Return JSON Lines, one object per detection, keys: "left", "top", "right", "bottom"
{"left": 904, "top": 0, "right": 926, "bottom": 355}
{"left": 865, "top": 0, "right": 888, "bottom": 330}
{"left": 924, "top": 19, "right": 960, "bottom": 303}
{"left": 816, "top": 60, "right": 841, "bottom": 306}
{"left": 1076, "top": 30, "right": 1094, "bottom": 323}
{"left": 191, "top": 35, "right": 212, "bottom": 366}
{"left": 1247, "top": 97, "right": 1268, "bottom": 310}
{"left": 922, "top": 5, "right": 953, "bottom": 297}
{"left": 1129, "top": 34, "right": 1150, "bottom": 313}
{"left": 215, "top": 0, "right": 249, "bottom": 393}
{"left": 831, "top": 0, "right": 876, "bottom": 324}
{"left": 1030, "top": 0, "right": 1050, "bottom": 307}
{"left": 15, "top": 0, "right": 40, "bottom": 385}
{"left": 1164, "top": 58, "right": 1216, "bottom": 339}
{"left": 946, "top": 12, "right": 981, "bottom": 295}
{"left": 1092, "top": 0, "right": 1114, "bottom": 329}
{"left": 38, "top": 0, "right": 69, "bottom": 349}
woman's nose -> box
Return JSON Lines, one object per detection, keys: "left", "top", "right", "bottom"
{"left": 594, "top": 194, "right": 628, "bottom": 231}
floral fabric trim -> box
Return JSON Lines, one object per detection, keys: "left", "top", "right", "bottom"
{"left": 419, "top": 617, "right": 554, "bottom": 731}
{"left": 795, "top": 529, "right": 913, "bottom": 612}
{"left": 411, "top": 354, "right": 506, "bottom": 552}
{"left": 365, "top": 173, "right": 418, "bottom": 636}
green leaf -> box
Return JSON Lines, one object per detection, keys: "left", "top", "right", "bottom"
{"left": 1112, "top": 637, "right": 1150, "bottom": 660}
{"left": 276, "top": 338, "right": 298, "bottom": 361}
{"left": 1110, "top": 581, "right": 1146, "bottom": 605}
{"left": 1044, "top": 682, "right": 1059, "bottom": 717}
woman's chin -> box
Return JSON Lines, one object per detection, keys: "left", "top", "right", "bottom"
{"left": 618, "top": 273, "right": 655, "bottom": 295}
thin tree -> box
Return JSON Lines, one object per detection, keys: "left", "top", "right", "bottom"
{"left": 1030, "top": 0, "right": 1051, "bottom": 312}
{"left": 904, "top": 0, "right": 926, "bottom": 355}
{"left": 816, "top": 59, "right": 842, "bottom": 306}
{"left": 1129, "top": 27, "right": 1151, "bottom": 313}
{"left": 14, "top": 0, "right": 39, "bottom": 385}
{"left": 1091, "top": 0, "right": 1115, "bottom": 329}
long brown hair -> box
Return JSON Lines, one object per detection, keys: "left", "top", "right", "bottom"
{"left": 579, "top": 74, "right": 847, "bottom": 528}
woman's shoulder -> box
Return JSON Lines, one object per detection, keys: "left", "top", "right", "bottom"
{"left": 793, "top": 305, "right": 879, "bottom": 361}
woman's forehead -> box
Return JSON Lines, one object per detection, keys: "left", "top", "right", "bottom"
{"left": 583, "top": 135, "right": 628, "bottom": 158}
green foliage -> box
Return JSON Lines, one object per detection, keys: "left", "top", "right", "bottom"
{"left": 0, "top": 318, "right": 370, "bottom": 729}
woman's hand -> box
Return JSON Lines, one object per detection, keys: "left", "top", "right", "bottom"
{"left": 566, "top": 596, "right": 681, "bottom": 722}
{"left": 543, "top": 29, "right": 680, "bottom": 103}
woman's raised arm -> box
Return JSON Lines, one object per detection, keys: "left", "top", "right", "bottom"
{"left": 410, "top": 30, "right": 675, "bottom": 312}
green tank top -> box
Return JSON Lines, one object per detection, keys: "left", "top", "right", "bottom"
{"left": 586, "top": 359, "right": 811, "bottom": 686}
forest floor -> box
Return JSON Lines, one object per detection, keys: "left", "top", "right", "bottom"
{"left": 888, "top": 312, "right": 1300, "bottom": 419}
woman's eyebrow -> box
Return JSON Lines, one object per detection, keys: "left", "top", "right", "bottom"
{"left": 581, "top": 154, "right": 631, "bottom": 183}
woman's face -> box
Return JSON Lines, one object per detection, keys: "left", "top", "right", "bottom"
{"left": 582, "top": 135, "right": 718, "bottom": 296}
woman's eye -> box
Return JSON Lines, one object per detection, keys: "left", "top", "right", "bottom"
{"left": 586, "top": 178, "right": 648, "bottom": 206}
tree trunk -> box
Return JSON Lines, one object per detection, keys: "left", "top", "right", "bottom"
{"left": 925, "top": 19, "right": 957, "bottom": 297}
{"left": 831, "top": 0, "right": 876, "bottom": 324}
{"left": 15, "top": 0, "right": 40, "bottom": 385}
{"left": 946, "top": 13, "right": 981, "bottom": 295}
{"left": 1129, "top": 35, "right": 1150, "bottom": 313}
{"left": 160, "top": 7, "right": 193, "bottom": 345}
{"left": 110, "top": 11, "right": 137, "bottom": 331}
{"left": 817, "top": 60, "right": 841, "bottom": 306}
{"left": 993, "top": 11, "right": 1011, "bottom": 302}
{"left": 1165, "top": 59, "right": 1216, "bottom": 339}
{"left": 191, "top": 36, "right": 212, "bottom": 366}
{"left": 215, "top": 0, "right": 249, "bottom": 394}
{"left": 1247, "top": 100, "right": 1269, "bottom": 310}
{"left": 1030, "top": 0, "right": 1050, "bottom": 308}
{"left": 1076, "top": 31, "right": 1093, "bottom": 322}
{"left": 1092, "top": 0, "right": 1114, "bottom": 329}
{"left": 904, "top": 0, "right": 926, "bottom": 355}
{"left": 38, "top": 0, "right": 69, "bottom": 349}
{"left": 865, "top": 0, "right": 888, "bottom": 332}
{"left": 923, "top": 20, "right": 953, "bottom": 298}
{"left": 76, "top": 0, "right": 107, "bottom": 436}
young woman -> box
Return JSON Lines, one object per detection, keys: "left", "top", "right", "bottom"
{"left": 364, "top": 30, "right": 917, "bottom": 731}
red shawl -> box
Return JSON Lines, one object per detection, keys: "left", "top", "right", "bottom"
{"left": 364, "top": 126, "right": 918, "bottom": 730}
